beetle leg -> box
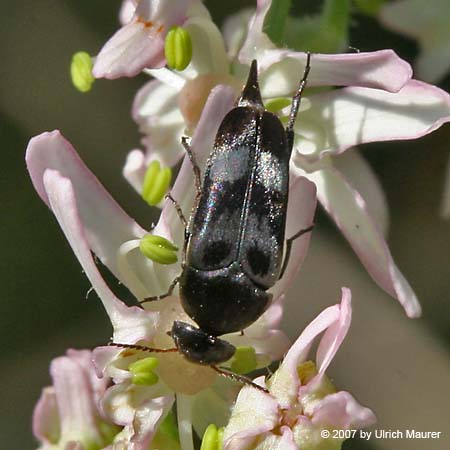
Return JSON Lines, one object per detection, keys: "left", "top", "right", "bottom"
{"left": 286, "top": 52, "right": 312, "bottom": 147}
{"left": 279, "top": 224, "right": 314, "bottom": 280}
{"left": 140, "top": 276, "right": 180, "bottom": 303}
{"left": 166, "top": 193, "right": 188, "bottom": 228}
{"left": 181, "top": 136, "right": 202, "bottom": 203}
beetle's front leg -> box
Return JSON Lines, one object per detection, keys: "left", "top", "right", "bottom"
{"left": 140, "top": 276, "right": 180, "bottom": 304}
{"left": 279, "top": 224, "right": 314, "bottom": 279}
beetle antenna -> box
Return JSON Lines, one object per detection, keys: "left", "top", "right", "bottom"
{"left": 108, "top": 342, "right": 178, "bottom": 353}
{"left": 211, "top": 365, "right": 269, "bottom": 394}
{"left": 286, "top": 52, "right": 312, "bottom": 142}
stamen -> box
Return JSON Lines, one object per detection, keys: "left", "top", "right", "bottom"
{"left": 70, "top": 51, "right": 94, "bottom": 93}
{"left": 165, "top": 26, "right": 193, "bottom": 71}
{"left": 142, "top": 160, "right": 172, "bottom": 206}
{"left": 140, "top": 234, "right": 179, "bottom": 265}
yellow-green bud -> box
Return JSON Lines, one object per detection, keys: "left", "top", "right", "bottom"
{"left": 200, "top": 424, "right": 224, "bottom": 450}
{"left": 129, "top": 357, "right": 159, "bottom": 386}
{"left": 140, "top": 234, "right": 178, "bottom": 265}
{"left": 165, "top": 26, "right": 193, "bottom": 71}
{"left": 142, "top": 160, "right": 172, "bottom": 206}
{"left": 70, "top": 51, "right": 94, "bottom": 93}
{"left": 230, "top": 346, "right": 257, "bottom": 374}
{"left": 265, "top": 97, "right": 291, "bottom": 113}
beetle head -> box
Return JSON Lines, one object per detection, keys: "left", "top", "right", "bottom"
{"left": 171, "top": 321, "right": 236, "bottom": 365}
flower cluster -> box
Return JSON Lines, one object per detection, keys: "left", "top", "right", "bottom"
{"left": 28, "top": 1, "right": 450, "bottom": 449}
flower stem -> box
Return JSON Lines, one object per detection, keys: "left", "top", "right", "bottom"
{"left": 176, "top": 394, "right": 194, "bottom": 450}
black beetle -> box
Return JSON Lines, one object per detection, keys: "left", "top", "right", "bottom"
{"left": 114, "top": 56, "right": 313, "bottom": 383}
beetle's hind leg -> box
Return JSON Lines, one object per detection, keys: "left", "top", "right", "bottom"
{"left": 279, "top": 225, "right": 314, "bottom": 280}
{"left": 140, "top": 276, "right": 181, "bottom": 304}
{"left": 181, "top": 136, "right": 202, "bottom": 202}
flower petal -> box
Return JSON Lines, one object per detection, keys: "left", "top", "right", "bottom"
{"left": 26, "top": 132, "right": 145, "bottom": 281}
{"left": 33, "top": 387, "right": 61, "bottom": 445}
{"left": 334, "top": 150, "right": 389, "bottom": 235}
{"left": 50, "top": 353, "right": 103, "bottom": 447}
{"left": 123, "top": 149, "right": 147, "bottom": 194}
{"left": 269, "top": 300, "right": 341, "bottom": 408}
{"left": 93, "top": 0, "right": 197, "bottom": 79}
{"left": 26, "top": 131, "right": 169, "bottom": 300}
{"left": 296, "top": 80, "right": 450, "bottom": 158}
{"left": 93, "top": 21, "right": 166, "bottom": 79}
{"left": 259, "top": 50, "right": 412, "bottom": 94}
{"left": 254, "top": 426, "right": 297, "bottom": 450}
{"left": 301, "top": 165, "right": 421, "bottom": 318}
{"left": 316, "top": 288, "right": 351, "bottom": 375}
{"left": 222, "top": 379, "right": 279, "bottom": 450}
{"left": 119, "top": 0, "right": 138, "bottom": 25}
{"left": 311, "top": 391, "right": 376, "bottom": 429}
{"left": 132, "top": 79, "right": 185, "bottom": 167}
{"left": 272, "top": 175, "right": 317, "bottom": 299}
{"left": 39, "top": 167, "right": 157, "bottom": 341}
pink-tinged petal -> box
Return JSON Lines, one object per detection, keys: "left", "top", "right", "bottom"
{"left": 254, "top": 426, "right": 298, "bottom": 450}
{"left": 223, "top": 380, "right": 279, "bottom": 450}
{"left": 33, "top": 387, "right": 60, "bottom": 445}
{"left": 297, "top": 80, "right": 450, "bottom": 159}
{"left": 26, "top": 131, "right": 146, "bottom": 282}
{"left": 119, "top": 0, "right": 138, "bottom": 25}
{"left": 259, "top": 50, "right": 412, "bottom": 93}
{"left": 65, "top": 350, "right": 109, "bottom": 409}
{"left": 316, "top": 288, "right": 351, "bottom": 375}
{"left": 123, "top": 149, "right": 147, "bottom": 194}
{"left": 272, "top": 176, "right": 317, "bottom": 299}
{"left": 301, "top": 165, "right": 422, "bottom": 318}
{"left": 130, "top": 395, "right": 174, "bottom": 450}
{"left": 50, "top": 354, "right": 103, "bottom": 447}
{"left": 238, "top": 0, "right": 274, "bottom": 65}
{"left": 93, "top": 21, "right": 166, "bottom": 79}
{"left": 334, "top": 150, "right": 389, "bottom": 235}
{"left": 41, "top": 169, "right": 157, "bottom": 340}
{"left": 94, "top": 0, "right": 197, "bottom": 79}
{"left": 92, "top": 346, "right": 125, "bottom": 381}
{"left": 269, "top": 303, "right": 340, "bottom": 408}
{"left": 101, "top": 382, "right": 171, "bottom": 428}
{"left": 311, "top": 391, "right": 376, "bottom": 429}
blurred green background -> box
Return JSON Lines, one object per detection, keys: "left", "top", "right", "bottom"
{"left": 1, "top": 1, "right": 449, "bottom": 449}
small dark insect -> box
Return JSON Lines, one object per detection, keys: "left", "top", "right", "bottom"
{"left": 113, "top": 54, "right": 313, "bottom": 390}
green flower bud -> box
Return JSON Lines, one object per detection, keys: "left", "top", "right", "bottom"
{"left": 140, "top": 234, "right": 178, "bottom": 265}
{"left": 200, "top": 424, "right": 224, "bottom": 450}
{"left": 129, "top": 357, "right": 159, "bottom": 386}
{"left": 230, "top": 346, "right": 257, "bottom": 374}
{"left": 165, "top": 26, "right": 193, "bottom": 71}
{"left": 142, "top": 160, "right": 172, "bottom": 206}
{"left": 70, "top": 51, "right": 94, "bottom": 93}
